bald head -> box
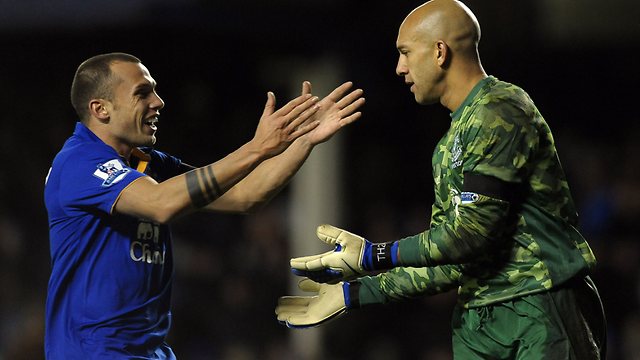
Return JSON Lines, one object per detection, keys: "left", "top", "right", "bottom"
{"left": 400, "top": 0, "right": 481, "bottom": 60}
{"left": 395, "top": 0, "right": 486, "bottom": 110}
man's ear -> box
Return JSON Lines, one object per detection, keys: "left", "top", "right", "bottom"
{"left": 435, "top": 40, "right": 450, "bottom": 68}
{"left": 89, "top": 100, "right": 110, "bottom": 121}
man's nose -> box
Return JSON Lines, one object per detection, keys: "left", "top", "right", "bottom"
{"left": 396, "top": 57, "right": 408, "bottom": 76}
{"left": 152, "top": 92, "right": 165, "bottom": 110}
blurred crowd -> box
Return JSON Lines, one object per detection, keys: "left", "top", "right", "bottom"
{"left": 1, "top": 1, "right": 639, "bottom": 359}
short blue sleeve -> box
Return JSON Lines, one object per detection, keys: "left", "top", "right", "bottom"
{"left": 57, "top": 144, "right": 146, "bottom": 216}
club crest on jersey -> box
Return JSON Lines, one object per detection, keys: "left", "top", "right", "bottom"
{"left": 93, "top": 159, "right": 129, "bottom": 187}
{"left": 451, "top": 134, "right": 463, "bottom": 168}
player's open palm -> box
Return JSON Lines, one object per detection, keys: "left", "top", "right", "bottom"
{"left": 301, "top": 81, "right": 365, "bottom": 145}
{"left": 252, "top": 92, "right": 320, "bottom": 157}
{"left": 276, "top": 278, "right": 347, "bottom": 328}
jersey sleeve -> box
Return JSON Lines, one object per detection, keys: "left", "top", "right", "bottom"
{"left": 58, "top": 146, "right": 147, "bottom": 216}
{"left": 355, "top": 264, "right": 463, "bottom": 306}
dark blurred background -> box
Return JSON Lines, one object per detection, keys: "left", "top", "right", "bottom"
{"left": 1, "top": 0, "right": 639, "bottom": 359}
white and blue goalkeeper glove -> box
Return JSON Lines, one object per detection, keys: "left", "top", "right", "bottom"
{"left": 290, "top": 224, "right": 399, "bottom": 283}
{"left": 276, "top": 278, "right": 359, "bottom": 328}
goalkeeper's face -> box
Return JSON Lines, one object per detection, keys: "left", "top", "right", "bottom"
{"left": 105, "top": 61, "right": 165, "bottom": 150}
{"left": 395, "top": 16, "right": 444, "bottom": 106}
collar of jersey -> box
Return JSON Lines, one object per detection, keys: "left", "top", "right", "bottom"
{"left": 73, "top": 121, "right": 104, "bottom": 144}
{"left": 73, "top": 121, "right": 128, "bottom": 162}
{"left": 450, "top": 76, "right": 496, "bottom": 121}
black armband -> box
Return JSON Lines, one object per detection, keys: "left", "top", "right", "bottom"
{"left": 463, "top": 173, "right": 522, "bottom": 203}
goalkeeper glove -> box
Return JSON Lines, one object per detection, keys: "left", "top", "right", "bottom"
{"left": 276, "top": 278, "right": 359, "bottom": 328}
{"left": 290, "top": 224, "right": 399, "bottom": 283}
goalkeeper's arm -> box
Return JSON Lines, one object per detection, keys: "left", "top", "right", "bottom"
{"left": 276, "top": 265, "right": 462, "bottom": 328}
{"left": 289, "top": 173, "right": 515, "bottom": 283}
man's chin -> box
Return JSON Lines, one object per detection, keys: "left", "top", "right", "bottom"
{"left": 136, "top": 135, "right": 156, "bottom": 147}
{"left": 415, "top": 94, "right": 438, "bottom": 106}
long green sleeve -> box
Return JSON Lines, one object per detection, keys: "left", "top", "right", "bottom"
{"left": 357, "top": 264, "right": 463, "bottom": 306}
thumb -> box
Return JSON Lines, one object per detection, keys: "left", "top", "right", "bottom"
{"left": 262, "top": 91, "right": 276, "bottom": 117}
{"left": 316, "top": 224, "right": 343, "bottom": 246}
{"left": 301, "top": 81, "right": 312, "bottom": 96}
{"left": 298, "top": 278, "right": 321, "bottom": 292}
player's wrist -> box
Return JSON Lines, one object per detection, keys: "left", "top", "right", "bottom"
{"left": 243, "top": 138, "right": 274, "bottom": 162}
{"left": 362, "top": 240, "right": 399, "bottom": 271}
{"left": 291, "top": 135, "right": 315, "bottom": 153}
{"left": 342, "top": 281, "right": 361, "bottom": 309}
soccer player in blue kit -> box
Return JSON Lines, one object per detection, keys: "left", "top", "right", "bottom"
{"left": 43, "top": 52, "right": 365, "bottom": 359}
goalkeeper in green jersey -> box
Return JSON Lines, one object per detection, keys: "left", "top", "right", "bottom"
{"left": 276, "top": 0, "right": 606, "bottom": 358}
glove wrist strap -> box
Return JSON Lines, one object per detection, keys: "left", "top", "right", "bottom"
{"left": 363, "top": 241, "right": 399, "bottom": 271}
{"left": 342, "top": 281, "right": 361, "bottom": 309}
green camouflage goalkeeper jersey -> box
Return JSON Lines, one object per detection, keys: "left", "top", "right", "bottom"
{"left": 358, "top": 76, "right": 596, "bottom": 308}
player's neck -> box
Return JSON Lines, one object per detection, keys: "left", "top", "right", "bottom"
{"left": 441, "top": 67, "right": 487, "bottom": 112}
{"left": 86, "top": 121, "right": 133, "bottom": 161}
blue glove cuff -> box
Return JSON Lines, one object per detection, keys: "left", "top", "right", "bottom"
{"left": 342, "top": 282, "right": 351, "bottom": 309}
{"left": 342, "top": 281, "right": 361, "bottom": 309}
{"left": 362, "top": 240, "right": 399, "bottom": 271}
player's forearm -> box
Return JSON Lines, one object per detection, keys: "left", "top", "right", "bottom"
{"left": 398, "top": 194, "right": 511, "bottom": 266}
{"left": 115, "top": 140, "right": 273, "bottom": 223}
{"left": 185, "top": 140, "right": 271, "bottom": 205}
{"left": 353, "top": 265, "right": 462, "bottom": 306}
{"left": 204, "top": 137, "right": 314, "bottom": 213}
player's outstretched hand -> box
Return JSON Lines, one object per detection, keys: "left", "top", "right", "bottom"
{"left": 300, "top": 81, "right": 365, "bottom": 146}
{"left": 290, "top": 224, "right": 399, "bottom": 283}
{"left": 251, "top": 92, "right": 320, "bottom": 158}
{"left": 276, "top": 278, "right": 349, "bottom": 328}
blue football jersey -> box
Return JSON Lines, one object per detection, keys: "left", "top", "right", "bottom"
{"left": 44, "top": 122, "right": 182, "bottom": 359}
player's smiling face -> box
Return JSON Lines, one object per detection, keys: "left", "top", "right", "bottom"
{"left": 106, "top": 61, "right": 164, "bottom": 152}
